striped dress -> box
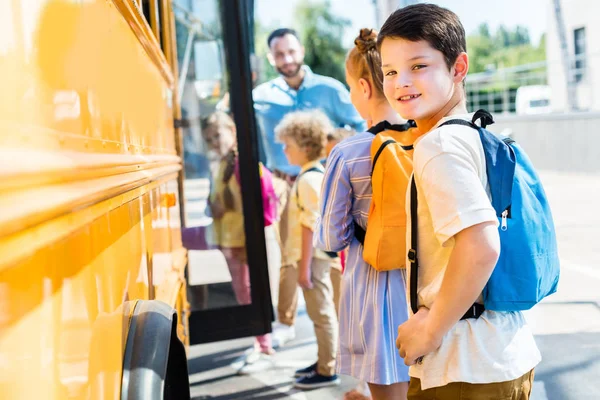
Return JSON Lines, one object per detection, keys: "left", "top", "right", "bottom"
{"left": 314, "top": 132, "right": 410, "bottom": 385}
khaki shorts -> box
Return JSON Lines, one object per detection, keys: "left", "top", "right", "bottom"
{"left": 408, "top": 369, "right": 535, "bottom": 400}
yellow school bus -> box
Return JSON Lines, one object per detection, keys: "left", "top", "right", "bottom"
{"left": 0, "top": 0, "right": 274, "bottom": 398}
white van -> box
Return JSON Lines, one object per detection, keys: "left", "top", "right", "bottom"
{"left": 515, "top": 85, "right": 552, "bottom": 115}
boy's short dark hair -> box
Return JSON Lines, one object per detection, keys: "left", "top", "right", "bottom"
{"left": 377, "top": 4, "right": 466, "bottom": 70}
{"left": 267, "top": 28, "right": 300, "bottom": 48}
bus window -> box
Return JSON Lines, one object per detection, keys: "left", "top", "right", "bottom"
{"left": 141, "top": 0, "right": 162, "bottom": 47}
{"left": 174, "top": 0, "right": 272, "bottom": 319}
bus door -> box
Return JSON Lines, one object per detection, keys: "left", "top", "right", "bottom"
{"left": 172, "top": 0, "right": 274, "bottom": 344}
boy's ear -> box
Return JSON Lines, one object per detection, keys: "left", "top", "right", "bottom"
{"left": 453, "top": 52, "right": 469, "bottom": 84}
{"left": 358, "top": 78, "right": 372, "bottom": 100}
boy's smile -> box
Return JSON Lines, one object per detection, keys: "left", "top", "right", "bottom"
{"left": 398, "top": 94, "right": 421, "bottom": 102}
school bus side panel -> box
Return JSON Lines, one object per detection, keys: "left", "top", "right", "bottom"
{"left": 0, "top": 1, "right": 186, "bottom": 398}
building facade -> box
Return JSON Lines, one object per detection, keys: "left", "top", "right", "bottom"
{"left": 546, "top": 0, "right": 600, "bottom": 111}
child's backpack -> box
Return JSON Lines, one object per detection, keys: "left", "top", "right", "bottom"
{"left": 234, "top": 161, "right": 277, "bottom": 227}
{"left": 408, "top": 109, "right": 560, "bottom": 316}
{"left": 353, "top": 120, "right": 416, "bottom": 271}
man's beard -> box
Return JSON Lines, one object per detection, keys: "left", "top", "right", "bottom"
{"left": 276, "top": 62, "right": 303, "bottom": 78}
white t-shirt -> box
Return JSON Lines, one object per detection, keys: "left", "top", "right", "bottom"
{"left": 406, "top": 114, "right": 541, "bottom": 390}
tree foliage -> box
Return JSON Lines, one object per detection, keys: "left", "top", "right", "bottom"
{"left": 254, "top": 20, "right": 280, "bottom": 83}
{"left": 467, "top": 23, "right": 546, "bottom": 74}
{"left": 295, "top": 0, "right": 351, "bottom": 85}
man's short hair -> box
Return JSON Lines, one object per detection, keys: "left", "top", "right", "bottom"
{"left": 377, "top": 4, "right": 466, "bottom": 70}
{"left": 267, "top": 28, "right": 300, "bottom": 48}
{"left": 275, "top": 110, "right": 332, "bottom": 161}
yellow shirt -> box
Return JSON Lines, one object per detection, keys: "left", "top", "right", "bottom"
{"left": 210, "top": 157, "right": 245, "bottom": 248}
{"left": 283, "top": 160, "right": 340, "bottom": 267}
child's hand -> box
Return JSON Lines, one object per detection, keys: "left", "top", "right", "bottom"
{"left": 396, "top": 307, "right": 443, "bottom": 366}
{"left": 298, "top": 270, "right": 313, "bottom": 290}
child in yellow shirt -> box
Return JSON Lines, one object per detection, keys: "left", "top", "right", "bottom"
{"left": 275, "top": 110, "right": 341, "bottom": 389}
{"left": 202, "top": 112, "right": 279, "bottom": 365}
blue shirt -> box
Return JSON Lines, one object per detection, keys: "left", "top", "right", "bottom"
{"left": 253, "top": 66, "right": 366, "bottom": 176}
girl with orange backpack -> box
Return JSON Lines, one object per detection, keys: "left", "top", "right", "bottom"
{"left": 315, "top": 29, "right": 419, "bottom": 400}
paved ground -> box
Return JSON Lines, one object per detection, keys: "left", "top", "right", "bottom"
{"left": 188, "top": 171, "right": 600, "bottom": 399}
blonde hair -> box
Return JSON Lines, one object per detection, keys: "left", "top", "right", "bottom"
{"left": 200, "top": 110, "right": 236, "bottom": 133}
{"left": 346, "top": 28, "right": 384, "bottom": 97}
{"left": 275, "top": 110, "right": 332, "bottom": 161}
{"left": 327, "top": 128, "right": 352, "bottom": 143}
{"left": 201, "top": 111, "right": 237, "bottom": 211}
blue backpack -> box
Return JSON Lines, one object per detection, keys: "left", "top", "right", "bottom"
{"left": 408, "top": 109, "right": 560, "bottom": 317}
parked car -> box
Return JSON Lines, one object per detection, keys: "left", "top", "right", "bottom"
{"left": 515, "top": 85, "right": 552, "bottom": 115}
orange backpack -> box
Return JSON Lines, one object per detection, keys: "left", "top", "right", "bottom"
{"left": 354, "top": 120, "right": 417, "bottom": 271}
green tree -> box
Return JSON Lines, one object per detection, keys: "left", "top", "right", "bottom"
{"left": 467, "top": 25, "right": 546, "bottom": 74}
{"left": 495, "top": 25, "right": 512, "bottom": 48}
{"left": 477, "top": 22, "right": 492, "bottom": 39}
{"left": 467, "top": 23, "right": 495, "bottom": 73}
{"left": 511, "top": 26, "right": 531, "bottom": 46}
{"left": 294, "top": 0, "right": 351, "bottom": 85}
{"left": 254, "top": 20, "right": 280, "bottom": 83}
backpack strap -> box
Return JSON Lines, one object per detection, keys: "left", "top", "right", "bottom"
{"left": 367, "top": 119, "right": 417, "bottom": 135}
{"left": 368, "top": 121, "right": 415, "bottom": 174}
{"left": 354, "top": 223, "right": 366, "bottom": 245}
{"left": 295, "top": 167, "right": 323, "bottom": 213}
{"left": 409, "top": 171, "right": 485, "bottom": 319}
{"left": 408, "top": 176, "right": 419, "bottom": 315}
{"left": 295, "top": 167, "right": 338, "bottom": 258}
{"left": 438, "top": 109, "right": 495, "bottom": 130}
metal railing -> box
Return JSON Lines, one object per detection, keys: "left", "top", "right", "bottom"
{"left": 465, "top": 52, "right": 598, "bottom": 114}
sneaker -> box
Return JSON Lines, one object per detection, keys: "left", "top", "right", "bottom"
{"left": 237, "top": 351, "right": 274, "bottom": 375}
{"left": 294, "top": 371, "right": 341, "bottom": 390}
{"left": 294, "top": 362, "right": 317, "bottom": 378}
{"left": 271, "top": 323, "right": 296, "bottom": 348}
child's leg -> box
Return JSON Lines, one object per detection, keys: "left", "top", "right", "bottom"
{"left": 255, "top": 334, "right": 274, "bottom": 354}
{"left": 222, "top": 247, "right": 251, "bottom": 305}
{"left": 368, "top": 382, "right": 408, "bottom": 400}
{"left": 301, "top": 258, "right": 338, "bottom": 376}
{"left": 407, "top": 370, "right": 534, "bottom": 400}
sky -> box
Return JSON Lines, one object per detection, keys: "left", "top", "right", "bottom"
{"left": 255, "top": 0, "right": 549, "bottom": 47}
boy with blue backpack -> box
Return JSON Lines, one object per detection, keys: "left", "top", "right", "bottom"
{"left": 377, "top": 4, "right": 559, "bottom": 399}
